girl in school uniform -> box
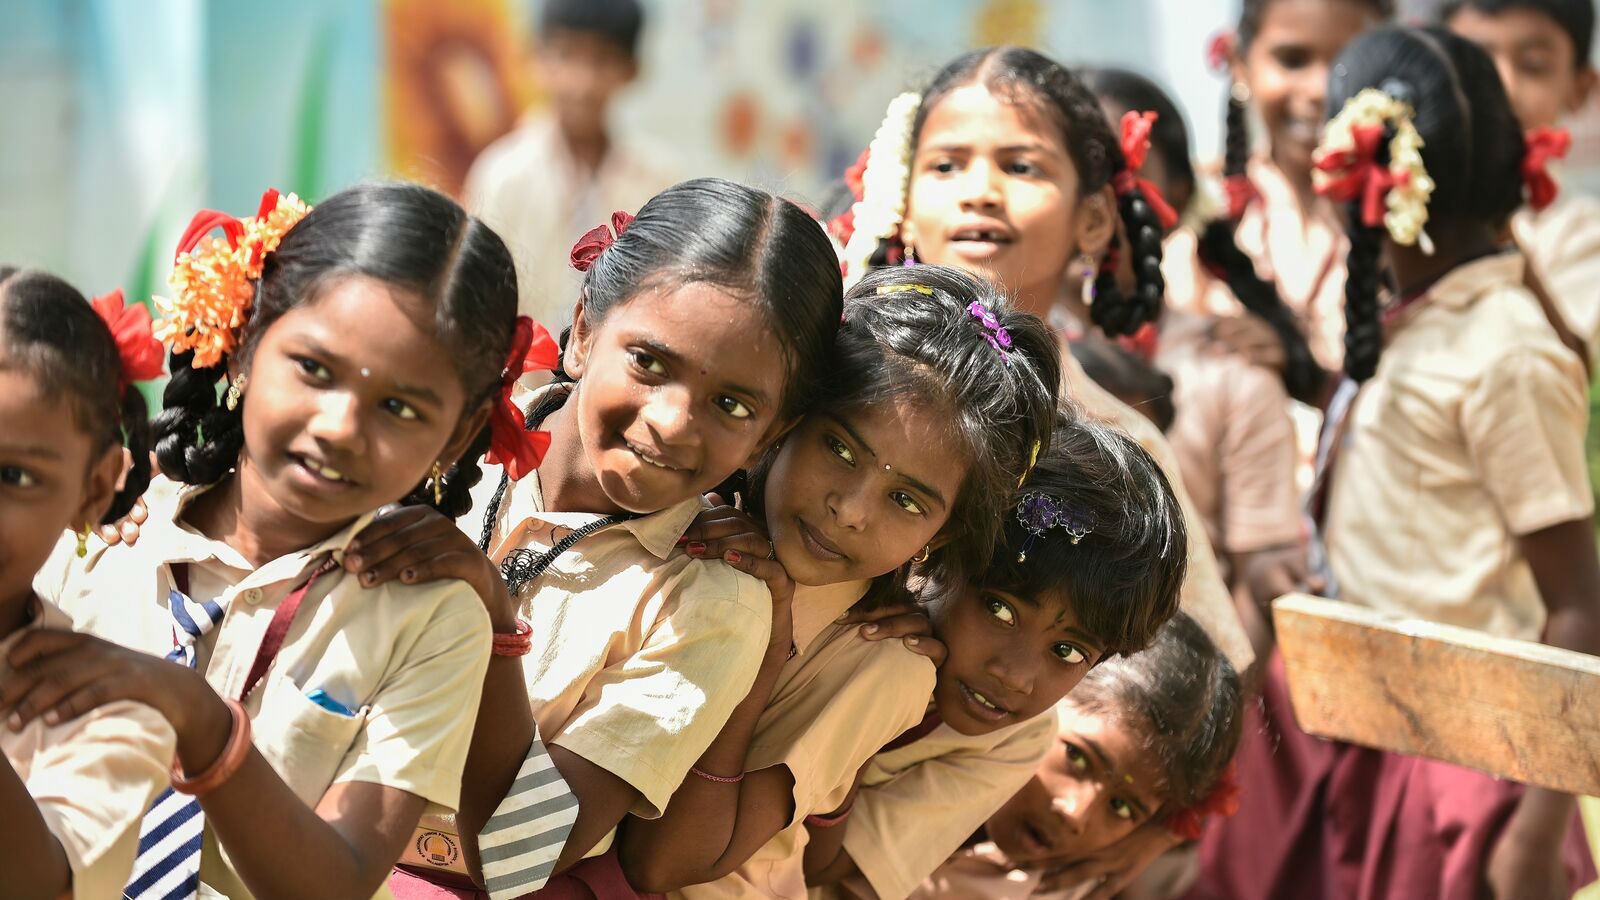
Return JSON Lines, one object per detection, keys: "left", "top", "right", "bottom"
{"left": 803, "top": 413, "right": 1192, "bottom": 900}
{"left": 613, "top": 264, "right": 1061, "bottom": 900}
{"left": 10, "top": 182, "right": 527, "bottom": 900}
{"left": 0, "top": 269, "right": 173, "bottom": 899}
{"left": 350, "top": 177, "right": 846, "bottom": 898}
{"left": 1193, "top": 27, "right": 1600, "bottom": 900}
{"left": 911, "top": 613, "right": 1242, "bottom": 900}
{"left": 833, "top": 46, "right": 1254, "bottom": 676}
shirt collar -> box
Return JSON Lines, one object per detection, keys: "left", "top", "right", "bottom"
{"left": 154, "top": 477, "right": 374, "bottom": 576}
{"left": 790, "top": 579, "right": 872, "bottom": 655}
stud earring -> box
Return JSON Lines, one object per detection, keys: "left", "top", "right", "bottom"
{"left": 75, "top": 521, "right": 91, "bottom": 558}
{"left": 431, "top": 461, "right": 445, "bottom": 506}
{"left": 1231, "top": 81, "right": 1251, "bottom": 103}
{"left": 912, "top": 545, "right": 931, "bottom": 564}
{"left": 224, "top": 374, "right": 248, "bottom": 411}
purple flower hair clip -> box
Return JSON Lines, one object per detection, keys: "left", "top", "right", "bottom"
{"left": 967, "top": 301, "right": 1014, "bottom": 359}
{"left": 1014, "top": 491, "right": 1093, "bottom": 562}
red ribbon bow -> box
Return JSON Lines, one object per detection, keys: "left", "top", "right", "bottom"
{"left": 828, "top": 147, "right": 872, "bottom": 247}
{"left": 1116, "top": 322, "right": 1160, "bottom": 363}
{"left": 1112, "top": 111, "right": 1180, "bottom": 230}
{"left": 1206, "top": 31, "right": 1235, "bottom": 74}
{"left": 1166, "top": 762, "right": 1242, "bottom": 841}
{"left": 569, "top": 210, "right": 637, "bottom": 272}
{"left": 483, "top": 316, "right": 561, "bottom": 481}
{"left": 1225, "top": 174, "right": 1259, "bottom": 220}
{"left": 1314, "top": 123, "right": 1409, "bottom": 228}
{"left": 1523, "top": 127, "right": 1571, "bottom": 213}
{"left": 90, "top": 289, "right": 166, "bottom": 396}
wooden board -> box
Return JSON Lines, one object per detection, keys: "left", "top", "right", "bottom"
{"left": 1272, "top": 593, "right": 1600, "bottom": 796}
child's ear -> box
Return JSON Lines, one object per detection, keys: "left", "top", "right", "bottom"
{"left": 748, "top": 415, "right": 801, "bottom": 469}
{"left": 76, "top": 444, "right": 126, "bottom": 529}
{"left": 1570, "top": 65, "right": 1598, "bottom": 116}
{"left": 1074, "top": 186, "right": 1118, "bottom": 260}
{"left": 564, "top": 299, "right": 594, "bottom": 379}
{"left": 441, "top": 400, "right": 495, "bottom": 470}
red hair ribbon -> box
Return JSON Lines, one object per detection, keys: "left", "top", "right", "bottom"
{"left": 1225, "top": 174, "right": 1259, "bottom": 220}
{"left": 1112, "top": 111, "right": 1181, "bottom": 230}
{"left": 828, "top": 147, "right": 872, "bottom": 246}
{"left": 1206, "top": 31, "right": 1235, "bottom": 75}
{"left": 1116, "top": 322, "right": 1160, "bottom": 363}
{"left": 1165, "top": 762, "right": 1242, "bottom": 841}
{"left": 483, "top": 315, "right": 561, "bottom": 481}
{"left": 569, "top": 210, "right": 637, "bottom": 272}
{"left": 1314, "top": 123, "right": 1408, "bottom": 228}
{"left": 1523, "top": 127, "right": 1571, "bottom": 213}
{"left": 90, "top": 289, "right": 166, "bottom": 397}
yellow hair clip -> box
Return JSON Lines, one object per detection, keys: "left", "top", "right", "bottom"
{"left": 1017, "top": 439, "right": 1042, "bottom": 487}
{"left": 875, "top": 283, "right": 935, "bottom": 296}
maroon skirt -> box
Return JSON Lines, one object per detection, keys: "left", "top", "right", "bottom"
{"left": 1184, "top": 650, "right": 1596, "bottom": 900}
{"left": 389, "top": 848, "right": 664, "bottom": 900}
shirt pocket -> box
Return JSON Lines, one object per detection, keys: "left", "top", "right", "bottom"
{"left": 250, "top": 681, "right": 370, "bottom": 809}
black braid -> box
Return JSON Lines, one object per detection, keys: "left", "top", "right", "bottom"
{"left": 107, "top": 387, "right": 153, "bottom": 522}
{"left": 1342, "top": 221, "right": 1385, "bottom": 382}
{"left": 1223, "top": 89, "right": 1250, "bottom": 184}
{"left": 151, "top": 348, "right": 245, "bottom": 486}
{"left": 1090, "top": 187, "right": 1166, "bottom": 338}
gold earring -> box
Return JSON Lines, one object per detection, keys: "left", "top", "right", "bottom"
{"left": 912, "top": 545, "right": 931, "bottom": 564}
{"left": 1231, "top": 81, "right": 1251, "bottom": 103}
{"left": 431, "top": 461, "right": 444, "bottom": 505}
{"left": 224, "top": 374, "right": 248, "bottom": 411}
{"left": 75, "top": 522, "right": 91, "bottom": 558}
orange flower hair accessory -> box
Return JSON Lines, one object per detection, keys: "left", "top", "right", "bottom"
{"left": 483, "top": 315, "right": 561, "bottom": 480}
{"left": 90, "top": 289, "right": 165, "bottom": 396}
{"left": 153, "top": 188, "right": 311, "bottom": 368}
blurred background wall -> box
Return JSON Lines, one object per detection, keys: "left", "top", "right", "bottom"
{"left": 4, "top": 0, "right": 1599, "bottom": 301}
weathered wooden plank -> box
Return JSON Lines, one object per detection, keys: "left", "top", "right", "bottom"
{"left": 1272, "top": 593, "right": 1600, "bottom": 796}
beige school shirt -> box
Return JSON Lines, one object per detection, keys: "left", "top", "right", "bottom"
{"left": 907, "top": 842, "right": 1084, "bottom": 900}
{"left": 37, "top": 477, "right": 493, "bottom": 900}
{"left": 815, "top": 711, "right": 1057, "bottom": 900}
{"left": 1513, "top": 189, "right": 1600, "bottom": 369}
{"left": 0, "top": 600, "right": 175, "bottom": 899}
{"left": 464, "top": 458, "right": 771, "bottom": 854}
{"left": 1325, "top": 253, "right": 1593, "bottom": 641}
{"left": 672, "top": 580, "right": 938, "bottom": 900}
{"left": 1059, "top": 348, "right": 1256, "bottom": 673}
{"left": 464, "top": 113, "right": 679, "bottom": 332}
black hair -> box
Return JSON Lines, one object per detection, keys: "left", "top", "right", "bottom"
{"left": 1327, "top": 26, "right": 1528, "bottom": 380}
{"left": 902, "top": 47, "right": 1165, "bottom": 337}
{"left": 153, "top": 182, "right": 519, "bottom": 519}
{"left": 793, "top": 264, "right": 1062, "bottom": 595}
{"left": 0, "top": 268, "right": 151, "bottom": 523}
{"left": 1068, "top": 338, "right": 1176, "bottom": 433}
{"left": 976, "top": 411, "right": 1186, "bottom": 658}
{"left": 538, "top": 0, "right": 644, "bottom": 59}
{"left": 1082, "top": 67, "right": 1197, "bottom": 217}
{"left": 1069, "top": 612, "right": 1241, "bottom": 810}
{"left": 555, "top": 177, "right": 843, "bottom": 422}
{"left": 1441, "top": 0, "right": 1595, "bottom": 64}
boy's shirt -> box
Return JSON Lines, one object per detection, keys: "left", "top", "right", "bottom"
{"left": 1513, "top": 188, "right": 1600, "bottom": 369}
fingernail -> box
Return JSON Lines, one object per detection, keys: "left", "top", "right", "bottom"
{"left": 401, "top": 568, "right": 415, "bottom": 582}
{"left": 361, "top": 571, "right": 376, "bottom": 585}
{"left": 836, "top": 612, "right": 849, "bottom": 622}
{"left": 726, "top": 550, "right": 742, "bottom": 563}
{"left": 905, "top": 635, "right": 919, "bottom": 646}
{"left": 345, "top": 553, "right": 363, "bottom": 568}
{"left": 43, "top": 710, "right": 59, "bottom": 725}
{"left": 686, "top": 541, "right": 706, "bottom": 556}
{"left": 676, "top": 536, "right": 689, "bottom": 546}
{"left": 7, "top": 713, "right": 19, "bottom": 731}
{"left": 862, "top": 624, "right": 878, "bottom": 635}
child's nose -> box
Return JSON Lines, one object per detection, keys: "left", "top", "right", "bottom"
{"left": 958, "top": 158, "right": 1005, "bottom": 208}
{"left": 638, "top": 387, "right": 696, "bottom": 445}
{"left": 307, "top": 392, "right": 364, "bottom": 449}
{"left": 1051, "top": 783, "right": 1098, "bottom": 836}
{"left": 986, "top": 651, "right": 1037, "bottom": 697}
{"left": 825, "top": 483, "right": 871, "bottom": 531}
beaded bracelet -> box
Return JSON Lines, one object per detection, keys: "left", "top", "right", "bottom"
{"left": 172, "top": 698, "right": 251, "bottom": 796}
{"left": 689, "top": 765, "right": 745, "bottom": 784}
{"left": 493, "top": 618, "right": 533, "bottom": 657}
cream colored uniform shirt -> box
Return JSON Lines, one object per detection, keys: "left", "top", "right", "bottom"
{"left": 465, "top": 462, "right": 771, "bottom": 854}
{"left": 1060, "top": 349, "right": 1255, "bottom": 673}
{"left": 38, "top": 477, "right": 493, "bottom": 900}
{"left": 673, "top": 580, "right": 938, "bottom": 900}
{"left": 818, "top": 712, "right": 1057, "bottom": 900}
{"left": 1513, "top": 190, "right": 1600, "bottom": 369}
{"left": 464, "top": 113, "right": 679, "bottom": 332}
{"left": 1325, "top": 253, "right": 1593, "bottom": 640}
{"left": 0, "top": 601, "right": 175, "bottom": 899}
{"left": 907, "top": 842, "right": 1085, "bottom": 900}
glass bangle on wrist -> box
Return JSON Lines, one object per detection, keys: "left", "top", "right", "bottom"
{"left": 492, "top": 618, "right": 533, "bottom": 657}
{"left": 171, "top": 698, "right": 251, "bottom": 796}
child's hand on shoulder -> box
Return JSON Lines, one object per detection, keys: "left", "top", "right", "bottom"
{"left": 683, "top": 494, "right": 795, "bottom": 659}
{"left": 344, "top": 505, "right": 517, "bottom": 630}
{"left": 838, "top": 602, "right": 947, "bottom": 665}
{"left": 1034, "top": 817, "right": 1185, "bottom": 900}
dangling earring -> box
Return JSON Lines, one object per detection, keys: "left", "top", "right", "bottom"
{"left": 902, "top": 238, "right": 918, "bottom": 267}
{"left": 75, "top": 522, "right": 91, "bottom": 558}
{"left": 912, "top": 545, "right": 931, "bottom": 564}
{"left": 431, "top": 461, "right": 445, "bottom": 506}
{"left": 224, "top": 373, "right": 249, "bottom": 411}
{"left": 1075, "top": 253, "right": 1098, "bottom": 280}
{"left": 1231, "top": 81, "right": 1251, "bottom": 104}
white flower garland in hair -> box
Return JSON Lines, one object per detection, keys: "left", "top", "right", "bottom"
{"left": 841, "top": 91, "right": 922, "bottom": 289}
{"left": 1313, "top": 88, "right": 1436, "bottom": 254}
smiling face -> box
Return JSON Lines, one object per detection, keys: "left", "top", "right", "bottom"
{"left": 762, "top": 396, "right": 967, "bottom": 587}
{"left": 231, "top": 275, "right": 486, "bottom": 534}
{"left": 1447, "top": 6, "right": 1596, "bottom": 131}
{"left": 562, "top": 282, "right": 791, "bottom": 515}
{"left": 1239, "top": 0, "right": 1382, "bottom": 185}
{"left": 929, "top": 584, "right": 1104, "bottom": 736}
{"left": 0, "top": 363, "right": 120, "bottom": 624}
{"left": 986, "top": 705, "right": 1168, "bottom": 866}
{"left": 901, "top": 84, "right": 1113, "bottom": 317}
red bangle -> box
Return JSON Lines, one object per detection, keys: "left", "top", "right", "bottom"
{"left": 493, "top": 618, "right": 533, "bottom": 657}
{"left": 689, "top": 765, "right": 744, "bottom": 784}
{"left": 172, "top": 698, "right": 251, "bottom": 796}
{"left": 805, "top": 806, "right": 853, "bottom": 828}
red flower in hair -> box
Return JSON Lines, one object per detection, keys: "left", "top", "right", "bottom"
{"left": 484, "top": 316, "right": 561, "bottom": 480}
{"left": 1523, "top": 127, "right": 1571, "bottom": 213}
{"left": 1314, "top": 123, "right": 1409, "bottom": 228}
{"left": 570, "top": 210, "right": 637, "bottom": 272}
{"left": 1206, "top": 31, "right": 1236, "bottom": 74}
{"left": 844, "top": 148, "right": 870, "bottom": 201}
{"left": 1111, "top": 111, "right": 1180, "bottom": 230}
{"left": 1166, "top": 762, "right": 1242, "bottom": 841}
{"left": 90, "top": 289, "right": 165, "bottom": 395}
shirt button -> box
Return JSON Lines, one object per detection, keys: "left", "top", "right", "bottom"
{"left": 242, "top": 588, "right": 263, "bottom": 605}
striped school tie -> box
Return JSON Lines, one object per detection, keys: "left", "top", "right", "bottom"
{"left": 123, "top": 568, "right": 222, "bottom": 900}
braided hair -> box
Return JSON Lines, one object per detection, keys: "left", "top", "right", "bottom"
{"left": 0, "top": 267, "right": 152, "bottom": 522}
{"left": 1325, "top": 27, "right": 1528, "bottom": 380}
{"left": 153, "top": 182, "right": 521, "bottom": 519}
{"left": 901, "top": 47, "right": 1165, "bottom": 337}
